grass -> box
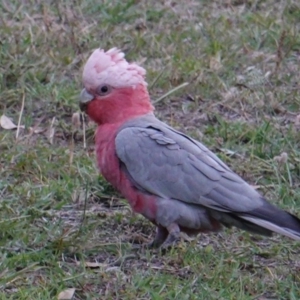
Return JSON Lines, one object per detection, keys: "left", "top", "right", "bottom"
{"left": 0, "top": 0, "right": 300, "bottom": 299}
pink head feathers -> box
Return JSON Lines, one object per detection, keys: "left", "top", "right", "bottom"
{"left": 82, "top": 48, "right": 147, "bottom": 90}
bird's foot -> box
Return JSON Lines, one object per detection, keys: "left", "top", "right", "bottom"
{"left": 132, "top": 225, "right": 168, "bottom": 250}
{"left": 132, "top": 223, "right": 181, "bottom": 251}
{"left": 160, "top": 223, "right": 181, "bottom": 250}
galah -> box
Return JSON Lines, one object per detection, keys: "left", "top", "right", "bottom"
{"left": 79, "top": 48, "right": 300, "bottom": 248}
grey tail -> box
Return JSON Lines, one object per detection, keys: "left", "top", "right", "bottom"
{"left": 238, "top": 199, "right": 300, "bottom": 240}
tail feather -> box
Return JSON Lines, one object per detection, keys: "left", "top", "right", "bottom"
{"left": 212, "top": 212, "right": 273, "bottom": 236}
{"left": 241, "top": 215, "right": 300, "bottom": 241}
{"left": 211, "top": 197, "right": 300, "bottom": 241}
{"left": 240, "top": 199, "right": 300, "bottom": 241}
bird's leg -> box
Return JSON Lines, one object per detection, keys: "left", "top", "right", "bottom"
{"left": 147, "top": 225, "right": 168, "bottom": 248}
{"left": 133, "top": 224, "right": 180, "bottom": 250}
{"left": 132, "top": 225, "right": 168, "bottom": 249}
{"left": 160, "top": 223, "right": 181, "bottom": 249}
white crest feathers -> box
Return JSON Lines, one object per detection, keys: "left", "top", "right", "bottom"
{"left": 82, "top": 48, "right": 147, "bottom": 90}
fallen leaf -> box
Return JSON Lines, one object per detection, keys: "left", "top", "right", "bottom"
{"left": 250, "top": 185, "right": 262, "bottom": 190}
{"left": 294, "top": 114, "right": 300, "bottom": 128}
{"left": 222, "top": 87, "right": 239, "bottom": 101}
{"left": 85, "top": 261, "right": 106, "bottom": 268}
{"left": 219, "top": 148, "right": 243, "bottom": 158}
{"left": 274, "top": 152, "right": 288, "bottom": 164}
{"left": 0, "top": 115, "right": 24, "bottom": 130}
{"left": 71, "top": 112, "right": 81, "bottom": 129}
{"left": 47, "top": 117, "right": 56, "bottom": 144}
{"left": 209, "top": 52, "right": 222, "bottom": 71}
{"left": 57, "top": 288, "right": 75, "bottom": 300}
{"left": 105, "top": 266, "right": 121, "bottom": 272}
{"left": 29, "top": 127, "right": 46, "bottom": 134}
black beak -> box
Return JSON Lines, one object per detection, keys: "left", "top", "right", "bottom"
{"left": 79, "top": 102, "right": 88, "bottom": 112}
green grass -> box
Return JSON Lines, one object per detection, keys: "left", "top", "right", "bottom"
{"left": 1, "top": 0, "right": 300, "bottom": 299}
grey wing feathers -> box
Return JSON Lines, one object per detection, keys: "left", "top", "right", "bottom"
{"left": 115, "top": 116, "right": 261, "bottom": 212}
{"left": 115, "top": 114, "right": 300, "bottom": 240}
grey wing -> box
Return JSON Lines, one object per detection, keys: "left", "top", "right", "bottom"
{"left": 115, "top": 124, "right": 263, "bottom": 213}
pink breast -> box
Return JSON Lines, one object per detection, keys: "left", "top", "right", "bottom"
{"left": 95, "top": 124, "right": 157, "bottom": 221}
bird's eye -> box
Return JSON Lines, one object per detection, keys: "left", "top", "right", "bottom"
{"left": 96, "top": 84, "right": 111, "bottom": 96}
